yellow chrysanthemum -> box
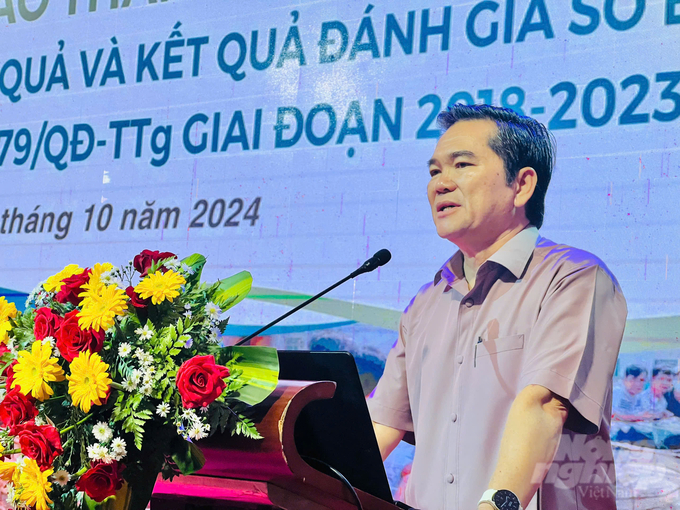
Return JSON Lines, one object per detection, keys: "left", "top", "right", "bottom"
{"left": 18, "top": 459, "right": 53, "bottom": 510}
{"left": 78, "top": 262, "right": 114, "bottom": 299}
{"left": 0, "top": 297, "right": 17, "bottom": 322}
{"left": 43, "top": 264, "right": 82, "bottom": 293}
{"left": 134, "top": 270, "right": 186, "bottom": 305}
{"left": 67, "top": 351, "right": 111, "bottom": 413}
{"left": 0, "top": 320, "right": 12, "bottom": 345}
{"left": 0, "top": 297, "right": 18, "bottom": 344}
{"left": 0, "top": 461, "right": 16, "bottom": 482}
{"left": 77, "top": 285, "right": 127, "bottom": 332}
{"left": 12, "top": 341, "right": 65, "bottom": 401}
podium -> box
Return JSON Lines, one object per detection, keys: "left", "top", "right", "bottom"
{"left": 151, "top": 351, "right": 402, "bottom": 510}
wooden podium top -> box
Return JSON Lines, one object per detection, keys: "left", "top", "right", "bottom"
{"left": 152, "top": 379, "right": 401, "bottom": 510}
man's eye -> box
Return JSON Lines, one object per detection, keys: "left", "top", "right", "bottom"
{"left": 429, "top": 169, "right": 440, "bottom": 177}
{"left": 456, "top": 162, "right": 471, "bottom": 168}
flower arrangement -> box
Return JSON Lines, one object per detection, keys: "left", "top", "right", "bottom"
{"left": 0, "top": 250, "right": 278, "bottom": 510}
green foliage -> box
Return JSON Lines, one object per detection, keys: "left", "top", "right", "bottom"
{"left": 212, "top": 271, "right": 252, "bottom": 311}
{"left": 170, "top": 439, "right": 206, "bottom": 475}
{"left": 112, "top": 393, "right": 153, "bottom": 450}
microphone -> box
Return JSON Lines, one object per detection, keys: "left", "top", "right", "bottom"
{"left": 234, "top": 249, "right": 392, "bottom": 346}
{"left": 349, "top": 248, "right": 392, "bottom": 278}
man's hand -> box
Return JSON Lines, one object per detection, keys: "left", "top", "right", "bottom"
{"left": 372, "top": 421, "right": 405, "bottom": 461}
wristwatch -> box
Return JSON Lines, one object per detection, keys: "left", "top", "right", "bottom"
{"left": 478, "top": 489, "right": 523, "bottom": 510}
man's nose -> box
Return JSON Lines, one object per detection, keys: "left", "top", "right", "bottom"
{"left": 434, "top": 171, "right": 456, "bottom": 194}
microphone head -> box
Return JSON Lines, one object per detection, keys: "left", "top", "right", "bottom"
{"left": 373, "top": 249, "right": 392, "bottom": 267}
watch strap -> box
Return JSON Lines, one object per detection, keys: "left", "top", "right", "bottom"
{"left": 478, "top": 489, "right": 524, "bottom": 510}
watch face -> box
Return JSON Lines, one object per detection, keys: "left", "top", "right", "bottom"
{"left": 492, "top": 489, "right": 521, "bottom": 510}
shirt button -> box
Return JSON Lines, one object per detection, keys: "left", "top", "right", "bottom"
{"left": 456, "top": 355, "right": 464, "bottom": 364}
{"left": 446, "top": 474, "right": 455, "bottom": 484}
{"left": 464, "top": 299, "right": 473, "bottom": 308}
{"left": 451, "top": 413, "right": 458, "bottom": 423}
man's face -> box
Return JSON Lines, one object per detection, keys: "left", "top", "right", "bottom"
{"left": 427, "top": 120, "right": 519, "bottom": 247}
{"left": 652, "top": 372, "right": 673, "bottom": 395}
{"left": 624, "top": 374, "right": 646, "bottom": 395}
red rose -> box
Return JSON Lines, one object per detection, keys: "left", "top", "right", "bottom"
{"left": 125, "top": 286, "right": 151, "bottom": 308}
{"left": 76, "top": 461, "right": 125, "bottom": 502}
{"left": 13, "top": 421, "right": 63, "bottom": 470}
{"left": 5, "top": 361, "right": 16, "bottom": 390}
{"left": 133, "top": 250, "right": 176, "bottom": 277}
{"left": 56, "top": 310, "right": 105, "bottom": 362}
{"left": 33, "top": 307, "right": 62, "bottom": 341}
{"left": 55, "top": 269, "right": 92, "bottom": 306}
{"left": 0, "top": 387, "right": 38, "bottom": 428}
{"left": 176, "top": 355, "right": 230, "bottom": 408}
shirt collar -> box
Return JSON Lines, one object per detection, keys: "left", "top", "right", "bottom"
{"left": 434, "top": 226, "right": 539, "bottom": 286}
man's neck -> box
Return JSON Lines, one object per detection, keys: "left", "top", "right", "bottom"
{"left": 460, "top": 222, "right": 530, "bottom": 289}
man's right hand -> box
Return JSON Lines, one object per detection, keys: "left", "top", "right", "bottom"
{"left": 372, "top": 421, "right": 405, "bottom": 460}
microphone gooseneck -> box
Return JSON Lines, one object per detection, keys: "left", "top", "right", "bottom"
{"left": 234, "top": 249, "right": 392, "bottom": 346}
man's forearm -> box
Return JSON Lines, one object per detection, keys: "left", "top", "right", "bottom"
{"left": 372, "top": 421, "right": 405, "bottom": 461}
{"left": 483, "top": 385, "right": 568, "bottom": 509}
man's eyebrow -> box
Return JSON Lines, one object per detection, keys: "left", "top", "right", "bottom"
{"left": 427, "top": 150, "right": 477, "bottom": 168}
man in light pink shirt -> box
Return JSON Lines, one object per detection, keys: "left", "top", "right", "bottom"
{"left": 368, "top": 104, "right": 627, "bottom": 510}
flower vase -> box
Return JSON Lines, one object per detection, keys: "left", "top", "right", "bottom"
{"left": 100, "top": 483, "right": 132, "bottom": 510}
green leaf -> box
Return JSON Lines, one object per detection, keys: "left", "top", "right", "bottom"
{"left": 170, "top": 439, "right": 206, "bottom": 475}
{"left": 221, "top": 346, "right": 279, "bottom": 406}
{"left": 212, "top": 271, "right": 252, "bottom": 311}
{"left": 181, "top": 253, "right": 206, "bottom": 285}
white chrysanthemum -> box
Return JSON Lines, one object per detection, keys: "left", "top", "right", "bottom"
{"left": 53, "top": 347, "right": 61, "bottom": 358}
{"left": 135, "top": 325, "right": 154, "bottom": 341}
{"left": 92, "top": 422, "right": 113, "bottom": 443}
{"left": 41, "top": 336, "right": 55, "bottom": 348}
{"left": 122, "top": 378, "right": 137, "bottom": 392}
{"left": 156, "top": 402, "right": 171, "bottom": 418}
{"left": 6, "top": 483, "right": 14, "bottom": 503}
{"left": 188, "top": 424, "right": 209, "bottom": 440}
{"left": 134, "top": 348, "right": 154, "bottom": 365}
{"left": 100, "top": 269, "right": 123, "bottom": 288}
{"left": 33, "top": 415, "right": 46, "bottom": 426}
{"left": 207, "top": 327, "right": 220, "bottom": 345}
{"left": 111, "top": 437, "right": 126, "bottom": 455}
{"left": 87, "top": 444, "right": 109, "bottom": 462}
{"left": 140, "top": 385, "right": 153, "bottom": 396}
{"left": 129, "top": 370, "right": 142, "bottom": 385}
{"left": 181, "top": 263, "right": 195, "bottom": 275}
{"left": 183, "top": 310, "right": 192, "bottom": 318}
{"left": 164, "top": 258, "right": 181, "bottom": 271}
{"left": 182, "top": 409, "right": 200, "bottom": 425}
{"left": 204, "top": 302, "right": 221, "bottom": 320}
{"left": 52, "top": 469, "right": 71, "bottom": 486}
{"left": 118, "top": 343, "right": 132, "bottom": 358}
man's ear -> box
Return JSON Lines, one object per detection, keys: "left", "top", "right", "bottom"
{"left": 514, "top": 167, "right": 538, "bottom": 209}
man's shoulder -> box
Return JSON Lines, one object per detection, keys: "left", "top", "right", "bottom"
{"left": 534, "top": 236, "right": 618, "bottom": 283}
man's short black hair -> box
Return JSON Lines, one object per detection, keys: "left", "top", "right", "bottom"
{"left": 625, "top": 365, "right": 647, "bottom": 378}
{"left": 653, "top": 368, "right": 673, "bottom": 378}
{"left": 436, "top": 104, "right": 555, "bottom": 229}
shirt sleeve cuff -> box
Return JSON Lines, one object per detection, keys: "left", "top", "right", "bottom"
{"left": 366, "top": 399, "right": 414, "bottom": 432}
{"left": 519, "top": 368, "right": 603, "bottom": 435}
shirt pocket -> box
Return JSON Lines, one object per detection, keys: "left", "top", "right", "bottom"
{"left": 473, "top": 334, "right": 525, "bottom": 395}
{"left": 475, "top": 334, "right": 525, "bottom": 358}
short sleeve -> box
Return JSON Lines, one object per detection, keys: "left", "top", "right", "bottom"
{"left": 519, "top": 265, "right": 627, "bottom": 434}
{"left": 367, "top": 312, "right": 414, "bottom": 432}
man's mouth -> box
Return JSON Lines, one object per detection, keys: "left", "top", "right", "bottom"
{"left": 436, "top": 202, "right": 459, "bottom": 212}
